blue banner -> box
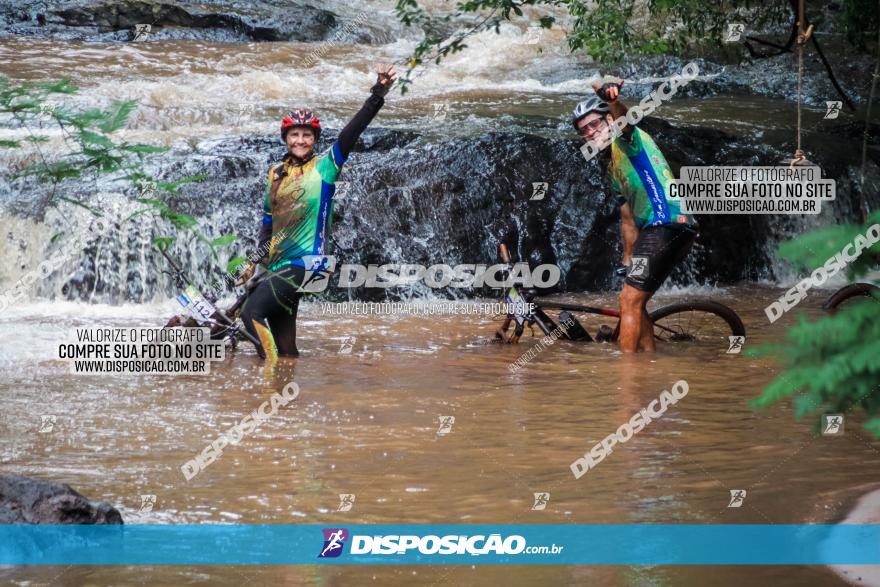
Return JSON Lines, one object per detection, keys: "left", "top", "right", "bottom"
{"left": 1, "top": 524, "right": 878, "bottom": 565}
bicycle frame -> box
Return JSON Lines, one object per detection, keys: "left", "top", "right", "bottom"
{"left": 494, "top": 244, "right": 696, "bottom": 344}
{"left": 496, "top": 283, "right": 623, "bottom": 343}
{"left": 159, "top": 246, "right": 261, "bottom": 347}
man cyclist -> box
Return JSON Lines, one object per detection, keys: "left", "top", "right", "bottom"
{"left": 239, "top": 64, "right": 397, "bottom": 359}
{"left": 572, "top": 77, "right": 697, "bottom": 352}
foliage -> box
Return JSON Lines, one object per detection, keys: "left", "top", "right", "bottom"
{"left": 0, "top": 75, "right": 234, "bottom": 252}
{"left": 749, "top": 210, "right": 880, "bottom": 436}
{"left": 394, "top": 0, "right": 876, "bottom": 84}
{"left": 842, "top": 0, "right": 880, "bottom": 50}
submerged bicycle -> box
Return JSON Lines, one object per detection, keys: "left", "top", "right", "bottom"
{"left": 160, "top": 246, "right": 263, "bottom": 350}
{"left": 821, "top": 282, "right": 879, "bottom": 312}
{"left": 492, "top": 244, "right": 746, "bottom": 350}
{"left": 159, "top": 241, "right": 747, "bottom": 353}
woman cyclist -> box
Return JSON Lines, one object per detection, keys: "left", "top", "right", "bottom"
{"left": 240, "top": 64, "right": 397, "bottom": 358}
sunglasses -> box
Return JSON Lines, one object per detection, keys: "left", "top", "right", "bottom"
{"left": 577, "top": 118, "right": 607, "bottom": 135}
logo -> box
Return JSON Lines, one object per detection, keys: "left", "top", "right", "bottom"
{"left": 37, "top": 103, "right": 57, "bottom": 116}
{"left": 180, "top": 381, "right": 300, "bottom": 481}
{"left": 628, "top": 257, "right": 648, "bottom": 277}
{"left": 431, "top": 102, "right": 449, "bottom": 122}
{"left": 530, "top": 182, "right": 548, "bottom": 201}
{"left": 338, "top": 335, "right": 355, "bottom": 354}
{"left": 139, "top": 494, "right": 156, "bottom": 513}
{"left": 337, "top": 494, "right": 355, "bottom": 512}
{"left": 822, "top": 414, "right": 844, "bottom": 436}
{"left": 137, "top": 180, "right": 158, "bottom": 199}
{"left": 335, "top": 181, "right": 351, "bottom": 200}
{"left": 132, "top": 23, "right": 151, "bottom": 42}
{"left": 725, "top": 23, "right": 745, "bottom": 42}
{"left": 437, "top": 415, "right": 455, "bottom": 435}
{"left": 764, "top": 224, "right": 880, "bottom": 323}
{"left": 38, "top": 415, "right": 56, "bottom": 433}
{"left": 350, "top": 533, "right": 531, "bottom": 556}
{"left": 525, "top": 26, "right": 542, "bottom": 44}
{"left": 580, "top": 63, "right": 700, "bottom": 163}
{"left": 531, "top": 492, "right": 550, "bottom": 510}
{"left": 727, "top": 489, "right": 747, "bottom": 508}
{"left": 726, "top": 335, "right": 745, "bottom": 354}
{"left": 319, "top": 528, "right": 349, "bottom": 558}
{"left": 233, "top": 103, "right": 255, "bottom": 126}
{"left": 298, "top": 255, "right": 336, "bottom": 293}
{"left": 5, "top": 442, "right": 21, "bottom": 462}
{"left": 570, "top": 381, "right": 689, "bottom": 479}
{"left": 824, "top": 101, "right": 842, "bottom": 120}
{"left": 335, "top": 262, "right": 561, "bottom": 289}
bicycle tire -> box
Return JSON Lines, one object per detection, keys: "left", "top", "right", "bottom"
{"left": 821, "top": 283, "right": 880, "bottom": 311}
{"left": 649, "top": 300, "right": 746, "bottom": 344}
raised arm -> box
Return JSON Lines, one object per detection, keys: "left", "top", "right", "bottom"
{"left": 592, "top": 76, "right": 633, "bottom": 137}
{"left": 335, "top": 64, "right": 397, "bottom": 160}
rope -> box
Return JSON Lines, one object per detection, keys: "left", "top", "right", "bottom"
{"left": 796, "top": 27, "right": 803, "bottom": 155}
{"left": 791, "top": 0, "right": 813, "bottom": 167}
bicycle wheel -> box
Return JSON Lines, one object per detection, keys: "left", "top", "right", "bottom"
{"left": 821, "top": 283, "right": 880, "bottom": 312}
{"left": 649, "top": 300, "right": 746, "bottom": 347}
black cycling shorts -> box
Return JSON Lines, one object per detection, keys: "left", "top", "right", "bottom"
{"left": 625, "top": 225, "right": 696, "bottom": 293}
{"left": 240, "top": 264, "right": 306, "bottom": 357}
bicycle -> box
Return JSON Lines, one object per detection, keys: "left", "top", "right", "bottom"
{"left": 493, "top": 243, "right": 746, "bottom": 350}
{"left": 821, "top": 282, "right": 879, "bottom": 313}
{"left": 160, "top": 246, "right": 263, "bottom": 350}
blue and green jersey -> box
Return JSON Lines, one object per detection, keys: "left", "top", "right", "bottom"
{"left": 609, "top": 128, "right": 694, "bottom": 229}
{"left": 263, "top": 143, "right": 346, "bottom": 271}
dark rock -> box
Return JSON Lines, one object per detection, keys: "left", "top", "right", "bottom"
{"left": 0, "top": 474, "right": 123, "bottom": 524}
{"left": 0, "top": 0, "right": 345, "bottom": 43}
{"left": 3, "top": 121, "right": 877, "bottom": 302}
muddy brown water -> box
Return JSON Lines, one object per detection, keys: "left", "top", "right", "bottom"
{"left": 0, "top": 33, "right": 876, "bottom": 586}
{"left": 1, "top": 286, "right": 877, "bottom": 585}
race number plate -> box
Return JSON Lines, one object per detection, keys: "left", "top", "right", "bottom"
{"left": 176, "top": 285, "right": 217, "bottom": 325}
{"left": 505, "top": 287, "right": 529, "bottom": 325}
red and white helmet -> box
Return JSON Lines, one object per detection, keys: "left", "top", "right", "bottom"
{"left": 281, "top": 109, "right": 321, "bottom": 141}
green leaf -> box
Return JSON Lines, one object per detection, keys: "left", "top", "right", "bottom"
{"left": 64, "top": 107, "right": 106, "bottom": 130}
{"left": 121, "top": 143, "right": 167, "bottom": 155}
{"left": 0, "top": 139, "right": 20, "bottom": 148}
{"left": 57, "top": 196, "right": 102, "bottom": 215}
{"left": 153, "top": 236, "right": 174, "bottom": 251}
{"left": 210, "top": 234, "right": 237, "bottom": 247}
{"left": 165, "top": 211, "right": 198, "bottom": 229}
{"left": 227, "top": 256, "right": 249, "bottom": 274}
{"left": 39, "top": 79, "right": 78, "bottom": 95}
{"left": 78, "top": 129, "right": 114, "bottom": 149}
{"left": 98, "top": 100, "right": 137, "bottom": 133}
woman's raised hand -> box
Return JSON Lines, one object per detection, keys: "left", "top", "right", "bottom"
{"left": 372, "top": 64, "right": 398, "bottom": 96}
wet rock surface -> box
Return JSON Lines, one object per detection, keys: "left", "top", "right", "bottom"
{"left": 6, "top": 116, "right": 876, "bottom": 303}
{"left": 0, "top": 474, "right": 123, "bottom": 524}
{"left": 0, "top": 0, "right": 364, "bottom": 43}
